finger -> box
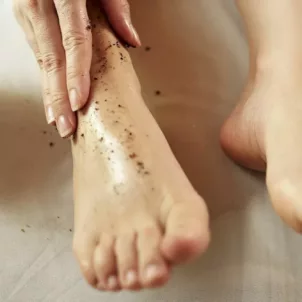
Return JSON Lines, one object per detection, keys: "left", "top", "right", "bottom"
{"left": 54, "top": 0, "right": 92, "bottom": 112}
{"left": 28, "top": 2, "right": 76, "bottom": 138}
{"left": 101, "top": 0, "right": 141, "bottom": 47}
{"left": 14, "top": 11, "right": 53, "bottom": 124}
{"left": 28, "top": 36, "right": 54, "bottom": 124}
{"left": 29, "top": 37, "right": 54, "bottom": 124}
{"left": 24, "top": 22, "right": 54, "bottom": 124}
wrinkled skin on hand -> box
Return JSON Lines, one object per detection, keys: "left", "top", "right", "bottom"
{"left": 13, "top": 0, "right": 141, "bottom": 137}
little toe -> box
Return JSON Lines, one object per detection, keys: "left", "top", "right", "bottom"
{"left": 137, "top": 224, "right": 169, "bottom": 288}
{"left": 73, "top": 235, "right": 98, "bottom": 287}
{"left": 115, "top": 233, "right": 140, "bottom": 290}
{"left": 93, "top": 234, "right": 119, "bottom": 291}
{"left": 161, "top": 200, "right": 210, "bottom": 264}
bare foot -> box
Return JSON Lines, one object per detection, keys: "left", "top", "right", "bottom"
{"left": 221, "top": 0, "right": 302, "bottom": 233}
{"left": 71, "top": 3, "right": 210, "bottom": 291}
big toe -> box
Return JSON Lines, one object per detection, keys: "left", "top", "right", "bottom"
{"left": 161, "top": 198, "right": 210, "bottom": 264}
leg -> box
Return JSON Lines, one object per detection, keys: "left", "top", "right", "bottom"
{"left": 71, "top": 2, "right": 210, "bottom": 291}
{"left": 221, "top": 0, "right": 302, "bottom": 232}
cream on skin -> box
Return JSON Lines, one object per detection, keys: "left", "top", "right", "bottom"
{"left": 71, "top": 2, "right": 210, "bottom": 292}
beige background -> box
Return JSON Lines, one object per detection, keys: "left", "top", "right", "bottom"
{"left": 0, "top": 0, "right": 301, "bottom": 301}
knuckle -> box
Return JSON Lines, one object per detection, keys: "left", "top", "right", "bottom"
{"left": 24, "top": 0, "right": 39, "bottom": 10}
{"left": 43, "top": 87, "right": 51, "bottom": 101}
{"left": 66, "top": 69, "right": 78, "bottom": 81}
{"left": 43, "top": 54, "right": 64, "bottom": 73}
{"left": 37, "top": 58, "right": 44, "bottom": 69}
{"left": 62, "top": 30, "right": 87, "bottom": 51}
{"left": 51, "top": 92, "right": 67, "bottom": 107}
{"left": 35, "top": 53, "right": 43, "bottom": 69}
{"left": 66, "top": 68, "right": 87, "bottom": 82}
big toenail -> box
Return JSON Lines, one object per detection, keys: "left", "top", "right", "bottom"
{"left": 126, "top": 270, "right": 137, "bottom": 285}
{"left": 107, "top": 275, "right": 118, "bottom": 289}
{"left": 145, "top": 265, "right": 160, "bottom": 281}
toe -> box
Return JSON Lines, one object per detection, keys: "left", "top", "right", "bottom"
{"left": 93, "top": 234, "right": 120, "bottom": 291}
{"left": 137, "top": 224, "right": 169, "bottom": 288}
{"left": 115, "top": 233, "right": 140, "bottom": 290}
{"left": 73, "top": 234, "right": 98, "bottom": 288}
{"left": 268, "top": 177, "right": 302, "bottom": 233}
{"left": 161, "top": 199, "right": 210, "bottom": 264}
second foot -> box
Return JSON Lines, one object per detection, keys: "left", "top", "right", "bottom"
{"left": 221, "top": 67, "right": 302, "bottom": 233}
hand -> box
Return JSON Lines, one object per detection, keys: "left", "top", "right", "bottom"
{"left": 13, "top": 0, "right": 141, "bottom": 137}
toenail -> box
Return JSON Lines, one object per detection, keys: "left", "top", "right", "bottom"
{"left": 107, "top": 275, "right": 118, "bottom": 289}
{"left": 96, "top": 282, "right": 106, "bottom": 290}
{"left": 126, "top": 270, "right": 137, "bottom": 285}
{"left": 145, "top": 264, "right": 161, "bottom": 281}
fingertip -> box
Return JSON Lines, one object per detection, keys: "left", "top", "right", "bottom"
{"left": 124, "top": 19, "right": 141, "bottom": 47}
{"left": 69, "top": 75, "right": 90, "bottom": 111}
{"left": 69, "top": 88, "right": 81, "bottom": 111}
{"left": 56, "top": 112, "right": 77, "bottom": 138}
{"left": 102, "top": 0, "right": 141, "bottom": 48}
{"left": 46, "top": 105, "right": 56, "bottom": 124}
{"left": 115, "top": 18, "right": 141, "bottom": 48}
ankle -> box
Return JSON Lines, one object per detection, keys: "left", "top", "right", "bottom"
{"left": 254, "top": 52, "right": 302, "bottom": 85}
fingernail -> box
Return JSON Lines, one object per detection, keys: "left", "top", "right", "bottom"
{"left": 57, "top": 115, "right": 73, "bottom": 138}
{"left": 69, "top": 88, "right": 81, "bottom": 111}
{"left": 126, "top": 270, "right": 137, "bottom": 286}
{"left": 125, "top": 19, "right": 141, "bottom": 46}
{"left": 145, "top": 265, "right": 160, "bottom": 281}
{"left": 107, "top": 275, "right": 118, "bottom": 290}
{"left": 46, "top": 106, "right": 55, "bottom": 124}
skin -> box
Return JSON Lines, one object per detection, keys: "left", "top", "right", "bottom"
{"left": 14, "top": 0, "right": 302, "bottom": 293}
{"left": 221, "top": 0, "right": 302, "bottom": 233}
{"left": 13, "top": 0, "right": 141, "bottom": 138}
{"left": 71, "top": 1, "right": 210, "bottom": 291}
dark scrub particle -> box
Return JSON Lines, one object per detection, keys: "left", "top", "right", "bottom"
{"left": 129, "top": 153, "right": 137, "bottom": 159}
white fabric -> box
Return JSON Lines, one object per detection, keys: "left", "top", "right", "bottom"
{"left": 0, "top": 0, "right": 301, "bottom": 301}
